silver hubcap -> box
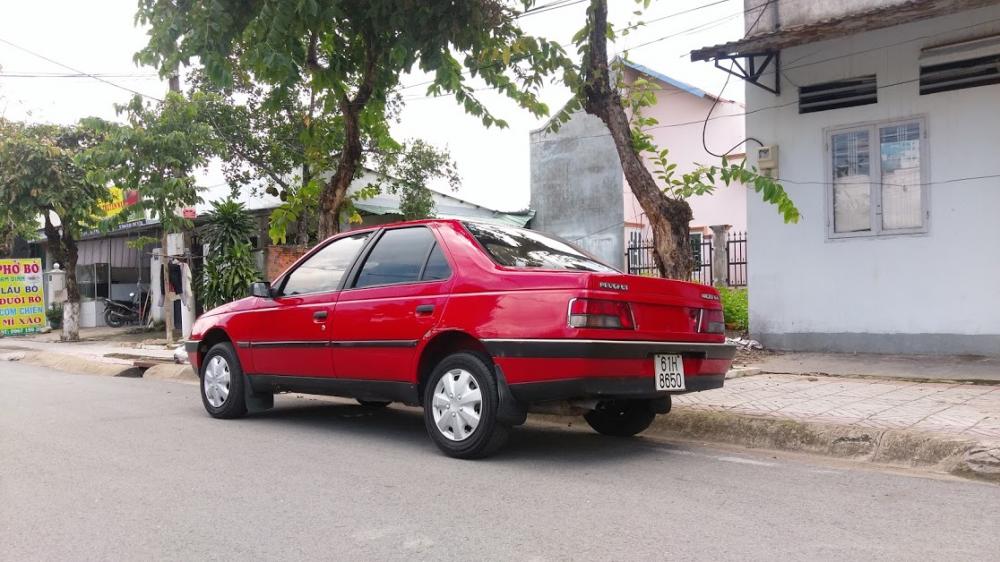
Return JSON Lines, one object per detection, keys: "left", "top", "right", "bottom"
{"left": 203, "top": 355, "right": 231, "bottom": 408}
{"left": 431, "top": 369, "right": 482, "bottom": 441}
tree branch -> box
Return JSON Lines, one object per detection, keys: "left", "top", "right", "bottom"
{"left": 350, "top": 34, "right": 378, "bottom": 108}
{"left": 305, "top": 30, "right": 327, "bottom": 74}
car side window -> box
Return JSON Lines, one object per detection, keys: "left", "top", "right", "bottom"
{"left": 421, "top": 243, "right": 451, "bottom": 281}
{"left": 280, "top": 233, "right": 370, "bottom": 296}
{"left": 354, "top": 227, "right": 435, "bottom": 289}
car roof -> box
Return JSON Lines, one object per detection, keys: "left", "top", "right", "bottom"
{"left": 345, "top": 217, "right": 524, "bottom": 234}
{"left": 366, "top": 217, "right": 466, "bottom": 230}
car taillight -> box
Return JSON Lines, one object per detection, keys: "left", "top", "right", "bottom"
{"left": 568, "top": 298, "right": 634, "bottom": 329}
{"left": 688, "top": 308, "right": 725, "bottom": 333}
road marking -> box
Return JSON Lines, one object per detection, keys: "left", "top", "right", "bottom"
{"left": 715, "top": 456, "right": 777, "bottom": 467}
{"left": 665, "top": 447, "right": 778, "bottom": 467}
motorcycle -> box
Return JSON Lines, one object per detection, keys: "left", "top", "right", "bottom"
{"left": 103, "top": 292, "right": 148, "bottom": 328}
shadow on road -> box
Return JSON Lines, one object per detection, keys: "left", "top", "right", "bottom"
{"left": 234, "top": 398, "right": 679, "bottom": 464}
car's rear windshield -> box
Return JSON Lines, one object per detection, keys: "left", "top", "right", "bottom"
{"left": 463, "top": 222, "right": 617, "bottom": 273}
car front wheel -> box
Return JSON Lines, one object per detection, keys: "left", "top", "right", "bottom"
{"left": 584, "top": 400, "right": 656, "bottom": 437}
{"left": 200, "top": 342, "right": 248, "bottom": 419}
{"left": 423, "top": 352, "right": 509, "bottom": 459}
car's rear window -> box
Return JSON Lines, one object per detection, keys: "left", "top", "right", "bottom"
{"left": 463, "top": 222, "right": 617, "bottom": 273}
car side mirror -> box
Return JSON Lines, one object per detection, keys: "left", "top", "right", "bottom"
{"left": 250, "top": 281, "right": 273, "bottom": 299}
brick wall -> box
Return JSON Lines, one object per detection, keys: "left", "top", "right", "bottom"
{"left": 265, "top": 245, "right": 309, "bottom": 281}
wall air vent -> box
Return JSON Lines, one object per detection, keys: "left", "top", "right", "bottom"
{"left": 798, "top": 76, "right": 877, "bottom": 114}
{"left": 919, "top": 34, "right": 1000, "bottom": 95}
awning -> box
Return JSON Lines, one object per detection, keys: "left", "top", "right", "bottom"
{"left": 691, "top": 0, "right": 998, "bottom": 61}
{"left": 77, "top": 237, "right": 144, "bottom": 268}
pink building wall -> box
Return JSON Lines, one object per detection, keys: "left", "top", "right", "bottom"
{"left": 621, "top": 66, "right": 748, "bottom": 239}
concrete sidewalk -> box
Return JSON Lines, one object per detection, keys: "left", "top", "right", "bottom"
{"left": 751, "top": 351, "right": 1000, "bottom": 384}
{"left": 0, "top": 327, "right": 178, "bottom": 375}
{"left": 677, "top": 374, "right": 1000, "bottom": 441}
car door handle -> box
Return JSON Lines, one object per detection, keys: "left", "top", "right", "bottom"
{"left": 415, "top": 304, "right": 435, "bottom": 316}
{"left": 313, "top": 310, "right": 328, "bottom": 322}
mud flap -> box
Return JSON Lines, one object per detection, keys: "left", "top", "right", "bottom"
{"left": 493, "top": 365, "right": 527, "bottom": 426}
{"left": 244, "top": 373, "right": 274, "bottom": 413}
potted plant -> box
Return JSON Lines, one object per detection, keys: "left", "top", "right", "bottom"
{"left": 46, "top": 304, "right": 63, "bottom": 330}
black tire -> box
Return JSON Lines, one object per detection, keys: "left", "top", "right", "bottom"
{"left": 357, "top": 400, "right": 391, "bottom": 409}
{"left": 104, "top": 309, "right": 125, "bottom": 328}
{"left": 199, "top": 342, "right": 248, "bottom": 419}
{"left": 423, "top": 352, "right": 509, "bottom": 459}
{"left": 584, "top": 400, "right": 656, "bottom": 437}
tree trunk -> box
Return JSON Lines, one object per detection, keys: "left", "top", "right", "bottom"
{"left": 315, "top": 40, "right": 377, "bottom": 240}
{"left": 295, "top": 210, "right": 312, "bottom": 246}
{"left": 581, "top": 0, "right": 693, "bottom": 279}
{"left": 62, "top": 239, "right": 80, "bottom": 341}
{"left": 0, "top": 227, "right": 13, "bottom": 257}
{"left": 317, "top": 105, "right": 361, "bottom": 240}
{"left": 296, "top": 163, "right": 312, "bottom": 246}
{"left": 162, "top": 233, "right": 175, "bottom": 344}
{"left": 43, "top": 212, "right": 81, "bottom": 341}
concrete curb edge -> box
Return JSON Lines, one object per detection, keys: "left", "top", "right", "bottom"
{"left": 533, "top": 408, "right": 1000, "bottom": 483}
{"left": 4, "top": 350, "right": 142, "bottom": 378}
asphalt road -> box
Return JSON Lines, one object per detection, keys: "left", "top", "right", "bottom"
{"left": 2, "top": 363, "right": 998, "bottom": 561}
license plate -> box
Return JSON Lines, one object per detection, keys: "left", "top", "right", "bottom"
{"left": 654, "top": 354, "right": 686, "bottom": 391}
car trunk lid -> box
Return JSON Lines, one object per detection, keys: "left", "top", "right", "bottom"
{"left": 585, "top": 274, "right": 723, "bottom": 340}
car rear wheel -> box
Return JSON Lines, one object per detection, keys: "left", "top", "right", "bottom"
{"left": 584, "top": 400, "right": 656, "bottom": 437}
{"left": 357, "top": 400, "right": 391, "bottom": 409}
{"left": 200, "top": 342, "right": 248, "bottom": 419}
{"left": 423, "top": 352, "right": 509, "bottom": 459}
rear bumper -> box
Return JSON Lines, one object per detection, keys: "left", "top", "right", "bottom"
{"left": 506, "top": 374, "right": 725, "bottom": 403}
{"left": 484, "top": 339, "right": 736, "bottom": 360}
{"left": 484, "top": 338, "right": 735, "bottom": 403}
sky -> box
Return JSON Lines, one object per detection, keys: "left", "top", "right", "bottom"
{"left": 0, "top": 0, "right": 745, "bottom": 212}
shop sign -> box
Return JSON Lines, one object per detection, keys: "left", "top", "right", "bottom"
{"left": 0, "top": 259, "right": 46, "bottom": 336}
{"left": 98, "top": 187, "right": 140, "bottom": 218}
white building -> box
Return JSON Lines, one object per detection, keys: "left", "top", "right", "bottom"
{"left": 692, "top": 0, "right": 1000, "bottom": 355}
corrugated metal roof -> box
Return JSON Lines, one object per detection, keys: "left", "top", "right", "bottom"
{"left": 619, "top": 59, "right": 713, "bottom": 99}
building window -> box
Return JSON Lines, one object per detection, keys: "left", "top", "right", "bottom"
{"left": 826, "top": 117, "right": 927, "bottom": 238}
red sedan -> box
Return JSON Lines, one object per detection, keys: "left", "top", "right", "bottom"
{"left": 186, "top": 219, "right": 735, "bottom": 458}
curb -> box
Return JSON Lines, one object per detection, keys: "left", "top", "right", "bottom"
{"left": 3, "top": 350, "right": 142, "bottom": 378}
{"left": 752, "top": 369, "right": 1000, "bottom": 387}
{"left": 535, "top": 407, "right": 999, "bottom": 483}
{"left": 725, "top": 367, "right": 761, "bottom": 379}
{"left": 143, "top": 363, "right": 197, "bottom": 383}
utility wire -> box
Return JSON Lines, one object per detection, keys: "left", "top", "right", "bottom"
{"left": 531, "top": 72, "right": 924, "bottom": 144}
{"left": 699, "top": 0, "right": 773, "bottom": 158}
{"left": 518, "top": 0, "right": 588, "bottom": 18}
{"left": 622, "top": 10, "right": 743, "bottom": 53}
{"left": 0, "top": 36, "right": 163, "bottom": 102}
{"left": 399, "top": 0, "right": 742, "bottom": 92}
{"left": 0, "top": 73, "right": 160, "bottom": 79}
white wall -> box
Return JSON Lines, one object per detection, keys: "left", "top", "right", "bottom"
{"left": 745, "top": 5, "right": 1000, "bottom": 353}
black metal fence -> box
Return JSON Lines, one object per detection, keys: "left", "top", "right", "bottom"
{"left": 625, "top": 231, "right": 747, "bottom": 287}
{"left": 726, "top": 231, "right": 747, "bottom": 287}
